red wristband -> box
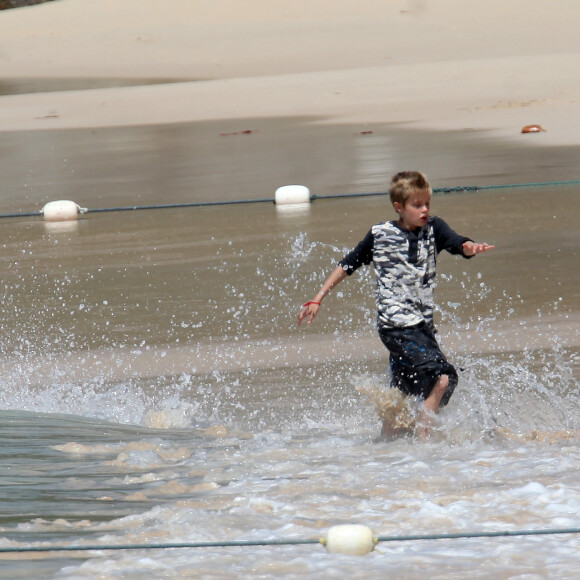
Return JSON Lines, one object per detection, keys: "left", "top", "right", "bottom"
{"left": 303, "top": 301, "right": 321, "bottom": 307}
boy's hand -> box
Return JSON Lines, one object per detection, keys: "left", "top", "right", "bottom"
{"left": 462, "top": 241, "right": 495, "bottom": 256}
{"left": 298, "top": 301, "right": 321, "bottom": 326}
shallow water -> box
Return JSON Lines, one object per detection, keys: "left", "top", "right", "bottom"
{"left": 0, "top": 118, "right": 579, "bottom": 578}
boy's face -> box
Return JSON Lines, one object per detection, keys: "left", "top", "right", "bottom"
{"left": 394, "top": 192, "right": 431, "bottom": 230}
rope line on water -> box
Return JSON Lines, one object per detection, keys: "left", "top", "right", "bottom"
{"left": 1, "top": 179, "right": 579, "bottom": 220}
{"left": 1, "top": 526, "right": 579, "bottom": 554}
{"left": 85, "top": 197, "right": 275, "bottom": 214}
{"left": 313, "top": 178, "right": 580, "bottom": 199}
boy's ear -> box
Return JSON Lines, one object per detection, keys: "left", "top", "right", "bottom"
{"left": 393, "top": 201, "right": 403, "bottom": 214}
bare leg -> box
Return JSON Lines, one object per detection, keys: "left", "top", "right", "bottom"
{"left": 416, "top": 374, "right": 449, "bottom": 441}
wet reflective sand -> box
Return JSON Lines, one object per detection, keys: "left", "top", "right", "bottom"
{"left": 3, "top": 118, "right": 580, "bottom": 212}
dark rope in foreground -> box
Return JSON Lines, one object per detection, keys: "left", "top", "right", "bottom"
{"left": 1, "top": 526, "right": 579, "bottom": 553}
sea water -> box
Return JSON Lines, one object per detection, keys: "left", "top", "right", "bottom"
{"left": 0, "top": 123, "right": 579, "bottom": 578}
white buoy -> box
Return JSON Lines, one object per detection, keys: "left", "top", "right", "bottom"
{"left": 274, "top": 185, "right": 311, "bottom": 206}
{"left": 41, "top": 200, "right": 87, "bottom": 222}
{"left": 323, "top": 525, "right": 377, "bottom": 555}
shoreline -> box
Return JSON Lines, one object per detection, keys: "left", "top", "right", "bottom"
{"left": 1, "top": 57, "right": 579, "bottom": 150}
{"left": 1, "top": 1, "right": 580, "bottom": 148}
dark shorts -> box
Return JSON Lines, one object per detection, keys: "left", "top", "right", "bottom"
{"left": 378, "top": 322, "right": 457, "bottom": 407}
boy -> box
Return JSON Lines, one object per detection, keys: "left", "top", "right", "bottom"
{"left": 298, "top": 171, "right": 494, "bottom": 440}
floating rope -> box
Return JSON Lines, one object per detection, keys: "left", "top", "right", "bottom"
{"left": 1, "top": 526, "right": 579, "bottom": 554}
{"left": 313, "top": 179, "right": 580, "bottom": 199}
{"left": 0, "top": 179, "right": 579, "bottom": 220}
{"left": 85, "top": 197, "right": 275, "bottom": 214}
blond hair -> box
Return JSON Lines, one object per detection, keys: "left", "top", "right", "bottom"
{"left": 389, "top": 171, "right": 432, "bottom": 207}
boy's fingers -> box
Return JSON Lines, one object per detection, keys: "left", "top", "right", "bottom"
{"left": 298, "top": 304, "right": 319, "bottom": 326}
{"left": 464, "top": 242, "right": 495, "bottom": 255}
{"left": 298, "top": 306, "right": 311, "bottom": 326}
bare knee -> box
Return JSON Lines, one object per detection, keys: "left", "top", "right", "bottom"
{"left": 434, "top": 374, "right": 449, "bottom": 396}
{"left": 424, "top": 374, "right": 449, "bottom": 412}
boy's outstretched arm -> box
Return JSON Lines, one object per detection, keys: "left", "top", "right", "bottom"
{"left": 298, "top": 265, "right": 348, "bottom": 326}
{"left": 462, "top": 241, "right": 495, "bottom": 256}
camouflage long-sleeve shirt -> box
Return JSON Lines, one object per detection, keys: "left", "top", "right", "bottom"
{"left": 338, "top": 216, "right": 472, "bottom": 329}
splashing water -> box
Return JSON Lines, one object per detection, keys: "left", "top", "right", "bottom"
{"left": 1, "top": 217, "right": 577, "bottom": 439}
{"left": 0, "top": 195, "right": 579, "bottom": 579}
{"left": 357, "top": 381, "right": 417, "bottom": 433}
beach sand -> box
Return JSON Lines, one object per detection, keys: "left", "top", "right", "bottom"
{"left": 1, "top": 0, "right": 580, "bottom": 146}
